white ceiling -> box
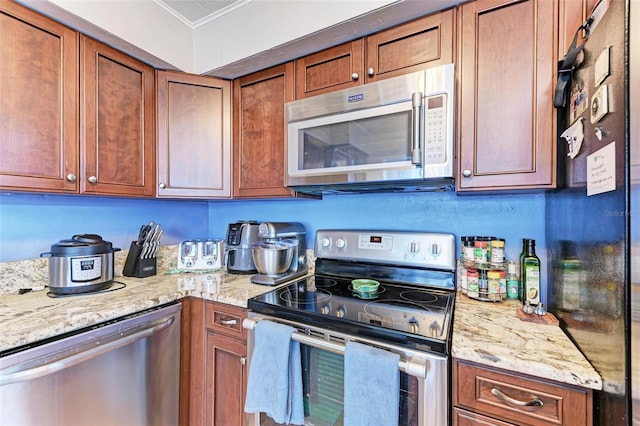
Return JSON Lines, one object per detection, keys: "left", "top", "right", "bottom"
{"left": 155, "top": 0, "right": 251, "bottom": 28}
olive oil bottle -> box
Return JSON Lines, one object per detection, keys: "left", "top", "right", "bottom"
{"left": 522, "top": 239, "right": 541, "bottom": 306}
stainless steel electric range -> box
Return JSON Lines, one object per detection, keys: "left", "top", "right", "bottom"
{"left": 245, "top": 229, "right": 457, "bottom": 426}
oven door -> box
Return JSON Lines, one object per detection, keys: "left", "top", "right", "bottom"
{"left": 244, "top": 313, "right": 449, "bottom": 426}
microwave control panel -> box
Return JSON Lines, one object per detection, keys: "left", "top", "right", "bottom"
{"left": 424, "top": 94, "right": 447, "bottom": 165}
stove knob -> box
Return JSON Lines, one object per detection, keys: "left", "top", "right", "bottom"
{"left": 321, "top": 303, "right": 331, "bottom": 315}
{"left": 321, "top": 237, "right": 331, "bottom": 248}
{"left": 431, "top": 243, "right": 441, "bottom": 257}
{"left": 408, "top": 241, "right": 420, "bottom": 254}
{"left": 336, "top": 238, "right": 347, "bottom": 249}
{"left": 409, "top": 318, "right": 419, "bottom": 334}
{"left": 336, "top": 306, "right": 346, "bottom": 318}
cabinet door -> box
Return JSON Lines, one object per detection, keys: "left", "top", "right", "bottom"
{"left": 457, "top": 0, "right": 557, "bottom": 191}
{"left": 365, "top": 8, "right": 455, "bottom": 83}
{"left": 295, "top": 40, "right": 364, "bottom": 99}
{"left": 157, "top": 71, "right": 232, "bottom": 198}
{"left": 453, "top": 408, "right": 514, "bottom": 426}
{"left": 233, "top": 63, "right": 295, "bottom": 198}
{"left": 81, "top": 36, "right": 155, "bottom": 197}
{"left": 205, "top": 331, "right": 247, "bottom": 426}
{"left": 453, "top": 359, "right": 593, "bottom": 426}
{"left": 0, "top": 1, "right": 78, "bottom": 193}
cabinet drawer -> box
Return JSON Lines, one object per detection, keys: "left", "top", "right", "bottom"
{"left": 453, "top": 407, "right": 513, "bottom": 426}
{"left": 453, "top": 359, "right": 592, "bottom": 426}
{"left": 205, "top": 302, "right": 247, "bottom": 340}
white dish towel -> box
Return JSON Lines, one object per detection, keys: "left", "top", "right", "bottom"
{"left": 344, "top": 341, "right": 400, "bottom": 426}
{"left": 244, "top": 320, "right": 304, "bottom": 425}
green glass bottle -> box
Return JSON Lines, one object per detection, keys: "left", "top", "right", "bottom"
{"left": 518, "top": 238, "right": 532, "bottom": 303}
{"left": 522, "top": 239, "right": 541, "bottom": 306}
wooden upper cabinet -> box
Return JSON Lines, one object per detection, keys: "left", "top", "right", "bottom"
{"left": 156, "top": 71, "right": 232, "bottom": 198}
{"left": 295, "top": 9, "right": 455, "bottom": 99}
{"left": 365, "top": 8, "right": 455, "bottom": 82}
{"left": 233, "top": 63, "right": 295, "bottom": 198}
{"left": 295, "top": 40, "right": 364, "bottom": 99}
{"left": 80, "top": 36, "right": 155, "bottom": 197}
{"left": 457, "top": 0, "right": 557, "bottom": 192}
{"left": 0, "top": 1, "right": 79, "bottom": 193}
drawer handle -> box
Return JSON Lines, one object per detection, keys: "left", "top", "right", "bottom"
{"left": 491, "top": 387, "right": 544, "bottom": 407}
{"left": 219, "top": 318, "right": 238, "bottom": 326}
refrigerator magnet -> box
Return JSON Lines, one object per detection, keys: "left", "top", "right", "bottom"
{"left": 594, "top": 46, "right": 611, "bottom": 87}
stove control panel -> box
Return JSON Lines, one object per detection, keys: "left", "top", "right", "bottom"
{"left": 314, "top": 229, "right": 456, "bottom": 271}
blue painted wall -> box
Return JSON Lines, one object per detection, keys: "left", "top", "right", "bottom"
{"left": 0, "top": 191, "right": 547, "bottom": 290}
{"left": 207, "top": 191, "right": 547, "bottom": 264}
{"left": 0, "top": 193, "right": 209, "bottom": 262}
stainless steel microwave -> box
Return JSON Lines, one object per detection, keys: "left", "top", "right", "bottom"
{"left": 286, "top": 64, "right": 455, "bottom": 194}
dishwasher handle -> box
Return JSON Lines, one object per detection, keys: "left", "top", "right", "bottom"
{"left": 0, "top": 314, "right": 175, "bottom": 386}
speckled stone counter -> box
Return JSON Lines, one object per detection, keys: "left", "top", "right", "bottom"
{"left": 452, "top": 293, "right": 603, "bottom": 390}
{"left": 0, "top": 246, "right": 312, "bottom": 353}
{"left": 1, "top": 249, "right": 603, "bottom": 394}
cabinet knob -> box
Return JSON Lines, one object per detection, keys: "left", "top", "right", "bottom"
{"left": 367, "top": 67, "right": 375, "bottom": 77}
{"left": 351, "top": 72, "right": 359, "bottom": 81}
{"left": 88, "top": 176, "right": 98, "bottom": 184}
{"left": 240, "top": 356, "right": 246, "bottom": 366}
{"left": 462, "top": 169, "right": 472, "bottom": 178}
{"left": 159, "top": 183, "right": 166, "bottom": 189}
{"left": 66, "top": 174, "right": 77, "bottom": 182}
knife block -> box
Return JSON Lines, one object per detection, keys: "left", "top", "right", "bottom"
{"left": 122, "top": 241, "right": 157, "bottom": 278}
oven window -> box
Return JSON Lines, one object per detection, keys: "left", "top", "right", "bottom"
{"left": 259, "top": 344, "right": 419, "bottom": 426}
{"left": 298, "top": 111, "right": 412, "bottom": 171}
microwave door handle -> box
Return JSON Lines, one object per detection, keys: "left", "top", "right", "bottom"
{"left": 411, "top": 92, "right": 424, "bottom": 165}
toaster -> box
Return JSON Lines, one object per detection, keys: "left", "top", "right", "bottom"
{"left": 177, "top": 239, "right": 224, "bottom": 270}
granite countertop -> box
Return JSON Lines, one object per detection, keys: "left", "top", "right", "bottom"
{"left": 0, "top": 245, "right": 305, "bottom": 353}
{"left": 1, "top": 248, "right": 603, "bottom": 393}
{"left": 452, "top": 293, "right": 603, "bottom": 391}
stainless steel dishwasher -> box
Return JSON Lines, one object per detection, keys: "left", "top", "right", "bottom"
{"left": 0, "top": 301, "right": 181, "bottom": 426}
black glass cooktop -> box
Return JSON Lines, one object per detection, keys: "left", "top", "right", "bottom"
{"left": 248, "top": 271, "right": 455, "bottom": 355}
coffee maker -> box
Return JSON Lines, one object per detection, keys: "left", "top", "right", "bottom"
{"left": 250, "top": 222, "right": 308, "bottom": 285}
{"left": 225, "top": 220, "right": 260, "bottom": 274}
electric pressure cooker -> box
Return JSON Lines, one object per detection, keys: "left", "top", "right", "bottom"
{"left": 41, "top": 234, "right": 120, "bottom": 295}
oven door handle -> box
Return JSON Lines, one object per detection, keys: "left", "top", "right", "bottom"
{"left": 242, "top": 318, "right": 428, "bottom": 379}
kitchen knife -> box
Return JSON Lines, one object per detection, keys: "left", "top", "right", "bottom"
{"left": 150, "top": 228, "right": 164, "bottom": 258}
{"left": 143, "top": 224, "right": 161, "bottom": 259}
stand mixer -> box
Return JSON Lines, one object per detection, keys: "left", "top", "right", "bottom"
{"left": 250, "top": 222, "right": 308, "bottom": 285}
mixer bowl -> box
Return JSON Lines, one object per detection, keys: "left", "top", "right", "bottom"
{"left": 251, "top": 240, "right": 296, "bottom": 276}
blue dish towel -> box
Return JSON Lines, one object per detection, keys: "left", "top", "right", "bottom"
{"left": 344, "top": 341, "right": 400, "bottom": 426}
{"left": 244, "top": 320, "right": 304, "bottom": 425}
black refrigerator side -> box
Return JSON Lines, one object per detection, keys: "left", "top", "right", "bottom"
{"left": 546, "top": 0, "right": 630, "bottom": 424}
{"left": 629, "top": 0, "right": 640, "bottom": 423}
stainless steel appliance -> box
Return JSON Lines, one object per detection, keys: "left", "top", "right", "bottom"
{"left": 548, "top": 0, "right": 633, "bottom": 423}
{"left": 178, "top": 239, "right": 224, "bottom": 270}
{"left": 285, "top": 64, "right": 455, "bottom": 194}
{"left": 0, "top": 302, "right": 181, "bottom": 426}
{"left": 245, "top": 230, "right": 456, "bottom": 425}
{"left": 225, "top": 220, "right": 260, "bottom": 274}
{"left": 631, "top": 2, "right": 640, "bottom": 424}
{"left": 250, "top": 221, "right": 308, "bottom": 286}
{"left": 40, "top": 234, "right": 121, "bottom": 295}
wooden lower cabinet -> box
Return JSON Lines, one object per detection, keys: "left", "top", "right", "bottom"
{"left": 452, "top": 358, "right": 593, "bottom": 426}
{"left": 184, "top": 298, "right": 248, "bottom": 426}
{"left": 205, "top": 331, "right": 247, "bottom": 425}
